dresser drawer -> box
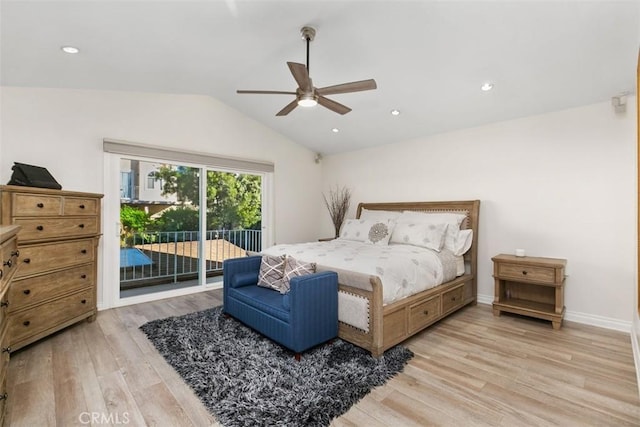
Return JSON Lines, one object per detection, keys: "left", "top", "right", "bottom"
{"left": 9, "top": 263, "right": 94, "bottom": 312}
{"left": 0, "top": 291, "right": 8, "bottom": 330}
{"left": 14, "top": 217, "right": 98, "bottom": 241}
{"left": 442, "top": 285, "right": 464, "bottom": 313}
{"left": 0, "top": 236, "right": 19, "bottom": 293}
{"left": 0, "top": 326, "right": 9, "bottom": 379}
{"left": 11, "top": 194, "right": 62, "bottom": 217}
{"left": 16, "top": 238, "right": 96, "bottom": 278}
{"left": 0, "top": 369, "right": 6, "bottom": 426}
{"left": 497, "top": 263, "right": 555, "bottom": 284}
{"left": 409, "top": 296, "right": 441, "bottom": 333}
{"left": 63, "top": 197, "right": 99, "bottom": 216}
{"left": 9, "top": 288, "right": 94, "bottom": 346}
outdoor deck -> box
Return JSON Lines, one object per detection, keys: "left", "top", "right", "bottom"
{"left": 120, "top": 238, "right": 248, "bottom": 290}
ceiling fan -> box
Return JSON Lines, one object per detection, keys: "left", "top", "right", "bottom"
{"left": 237, "top": 26, "right": 377, "bottom": 116}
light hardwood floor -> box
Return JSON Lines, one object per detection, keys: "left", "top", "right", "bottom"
{"left": 6, "top": 290, "right": 640, "bottom": 426}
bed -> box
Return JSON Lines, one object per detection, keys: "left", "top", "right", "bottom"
{"left": 263, "top": 200, "right": 480, "bottom": 357}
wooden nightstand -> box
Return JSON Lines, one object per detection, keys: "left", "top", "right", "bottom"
{"left": 492, "top": 254, "right": 567, "bottom": 329}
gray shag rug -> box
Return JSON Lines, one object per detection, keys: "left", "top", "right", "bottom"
{"left": 140, "top": 306, "right": 413, "bottom": 427}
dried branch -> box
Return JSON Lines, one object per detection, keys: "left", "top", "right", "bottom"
{"left": 323, "top": 185, "right": 352, "bottom": 237}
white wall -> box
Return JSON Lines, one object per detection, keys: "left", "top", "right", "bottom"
{"left": 321, "top": 99, "right": 637, "bottom": 327}
{"left": 0, "top": 87, "right": 323, "bottom": 305}
{"left": 1, "top": 87, "right": 636, "bottom": 328}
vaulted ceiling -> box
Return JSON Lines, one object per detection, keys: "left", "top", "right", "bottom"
{"left": 2, "top": 1, "right": 638, "bottom": 154}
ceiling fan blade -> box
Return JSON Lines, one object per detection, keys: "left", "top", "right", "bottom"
{"left": 287, "top": 62, "right": 312, "bottom": 93}
{"left": 317, "top": 96, "right": 352, "bottom": 115}
{"left": 317, "top": 79, "right": 377, "bottom": 96}
{"left": 237, "top": 90, "right": 297, "bottom": 95}
{"left": 276, "top": 99, "right": 298, "bottom": 116}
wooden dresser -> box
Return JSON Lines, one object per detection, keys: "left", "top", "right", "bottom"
{"left": 0, "top": 225, "right": 20, "bottom": 425}
{"left": 0, "top": 185, "right": 102, "bottom": 351}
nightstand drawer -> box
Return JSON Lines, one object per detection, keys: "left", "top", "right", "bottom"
{"left": 497, "top": 263, "right": 555, "bottom": 284}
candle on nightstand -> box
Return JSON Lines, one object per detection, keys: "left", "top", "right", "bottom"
{"left": 515, "top": 249, "right": 526, "bottom": 257}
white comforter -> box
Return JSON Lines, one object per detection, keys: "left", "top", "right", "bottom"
{"left": 262, "top": 239, "right": 459, "bottom": 305}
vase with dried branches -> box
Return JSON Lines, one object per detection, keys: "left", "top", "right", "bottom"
{"left": 323, "top": 185, "right": 352, "bottom": 238}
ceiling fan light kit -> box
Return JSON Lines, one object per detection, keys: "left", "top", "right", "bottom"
{"left": 237, "top": 26, "right": 377, "bottom": 116}
{"left": 297, "top": 92, "right": 318, "bottom": 107}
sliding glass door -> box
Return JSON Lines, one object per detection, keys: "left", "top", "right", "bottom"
{"left": 119, "top": 159, "right": 202, "bottom": 297}
{"left": 117, "top": 159, "right": 262, "bottom": 298}
{"left": 202, "top": 170, "right": 262, "bottom": 284}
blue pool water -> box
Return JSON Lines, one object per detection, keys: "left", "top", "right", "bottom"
{"left": 120, "top": 248, "right": 153, "bottom": 268}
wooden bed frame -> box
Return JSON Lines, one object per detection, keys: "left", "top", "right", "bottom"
{"left": 337, "top": 200, "right": 480, "bottom": 357}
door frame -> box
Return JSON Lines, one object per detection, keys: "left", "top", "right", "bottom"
{"left": 101, "top": 151, "right": 273, "bottom": 309}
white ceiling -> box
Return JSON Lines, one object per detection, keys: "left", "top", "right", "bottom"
{"left": 1, "top": 1, "right": 638, "bottom": 155}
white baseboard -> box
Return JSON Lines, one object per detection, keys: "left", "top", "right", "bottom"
{"left": 631, "top": 324, "right": 640, "bottom": 397}
{"left": 564, "top": 310, "right": 631, "bottom": 332}
{"left": 476, "top": 293, "right": 632, "bottom": 332}
{"left": 476, "top": 293, "right": 494, "bottom": 305}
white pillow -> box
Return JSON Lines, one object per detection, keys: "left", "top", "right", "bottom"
{"left": 390, "top": 222, "right": 448, "bottom": 251}
{"left": 339, "top": 219, "right": 396, "bottom": 246}
{"left": 453, "top": 229, "right": 473, "bottom": 256}
{"left": 399, "top": 211, "right": 467, "bottom": 252}
{"left": 456, "top": 256, "right": 465, "bottom": 276}
{"left": 359, "top": 208, "right": 401, "bottom": 222}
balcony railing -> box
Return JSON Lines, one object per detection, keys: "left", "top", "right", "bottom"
{"left": 120, "top": 229, "right": 261, "bottom": 289}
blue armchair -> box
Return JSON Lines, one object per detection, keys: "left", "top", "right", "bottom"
{"left": 223, "top": 256, "right": 338, "bottom": 358}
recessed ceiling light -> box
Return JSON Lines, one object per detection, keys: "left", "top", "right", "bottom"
{"left": 481, "top": 82, "right": 494, "bottom": 91}
{"left": 61, "top": 46, "right": 80, "bottom": 54}
{"left": 390, "top": 109, "right": 400, "bottom": 116}
{"left": 331, "top": 128, "right": 340, "bottom": 133}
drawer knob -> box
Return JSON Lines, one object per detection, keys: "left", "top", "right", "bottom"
{"left": 23, "top": 289, "right": 31, "bottom": 295}
{"left": 2, "top": 347, "right": 10, "bottom": 354}
{"left": 81, "top": 274, "right": 87, "bottom": 279}
{"left": 79, "top": 204, "right": 85, "bottom": 209}
{"left": 23, "top": 320, "right": 30, "bottom": 326}
{"left": 36, "top": 225, "right": 44, "bottom": 231}
{"left": 0, "top": 269, "right": 3, "bottom": 280}
{"left": 81, "top": 299, "right": 87, "bottom": 304}
{"left": 423, "top": 310, "right": 429, "bottom": 315}
{"left": 37, "top": 203, "right": 44, "bottom": 208}
{"left": 3, "top": 259, "right": 11, "bottom": 268}
{"left": 522, "top": 271, "right": 527, "bottom": 275}
{"left": 452, "top": 297, "right": 456, "bottom": 301}
{"left": 81, "top": 249, "right": 87, "bottom": 254}
{"left": 23, "top": 258, "right": 31, "bottom": 264}
{"left": 0, "top": 393, "right": 7, "bottom": 401}
{"left": 79, "top": 224, "right": 85, "bottom": 228}
{"left": 0, "top": 301, "right": 8, "bottom": 307}
{"left": 10, "top": 250, "right": 19, "bottom": 257}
